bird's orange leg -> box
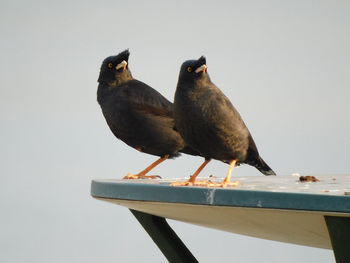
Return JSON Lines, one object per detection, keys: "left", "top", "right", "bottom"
{"left": 206, "top": 159, "right": 239, "bottom": 187}
{"left": 171, "top": 159, "right": 211, "bottom": 186}
{"left": 222, "top": 159, "right": 237, "bottom": 186}
{"left": 123, "top": 155, "right": 169, "bottom": 179}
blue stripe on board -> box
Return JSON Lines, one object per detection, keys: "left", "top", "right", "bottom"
{"left": 91, "top": 180, "right": 350, "bottom": 213}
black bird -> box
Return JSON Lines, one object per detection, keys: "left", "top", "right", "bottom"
{"left": 172, "top": 56, "right": 275, "bottom": 187}
{"left": 97, "top": 50, "right": 198, "bottom": 179}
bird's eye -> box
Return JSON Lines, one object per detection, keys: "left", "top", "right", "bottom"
{"left": 187, "top": 67, "right": 192, "bottom": 72}
{"left": 107, "top": 63, "right": 113, "bottom": 69}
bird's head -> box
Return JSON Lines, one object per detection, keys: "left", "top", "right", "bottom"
{"left": 178, "top": 56, "right": 209, "bottom": 85}
{"left": 98, "top": 49, "right": 133, "bottom": 85}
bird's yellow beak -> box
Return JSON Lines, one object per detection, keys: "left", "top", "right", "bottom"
{"left": 116, "top": 60, "right": 128, "bottom": 70}
{"left": 195, "top": 64, "right": 207, "bottom": 73}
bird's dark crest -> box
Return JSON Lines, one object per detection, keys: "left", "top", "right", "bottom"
{"left": 117, "top": 49, "right": 130, "bottom": 62}
{"left": 197, "top": 56, "right": 206, "bottom": 65}
{"left": 102, "top": 49, "right": 130, "bottom": 66}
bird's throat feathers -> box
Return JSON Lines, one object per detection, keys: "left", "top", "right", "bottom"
{"left": 195, "top": 75, "right": 211, "bottom": 88}
{"left": 178, "top": 73, "right": 211, "bottom": 91}
{"left": 108, "top": 70, "right": 133, "bottom": 87}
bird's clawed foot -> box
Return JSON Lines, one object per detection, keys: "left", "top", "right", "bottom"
{"left": 170, "top": 175, "right": 196, "bottom": 186}
{"left": 170, "top": 178, "right": 239, "bottom": 188}
{"left": 170, "top": 180, "right": 210, "bottom": 187}
{"left": 123, "top": 173, "right": 162, "bottom": 180}
{"left": 170, "top": 181, "right": 194, "bottom": 186}
{"left": 205, "top": 180, "right": 239, "bottom": 188}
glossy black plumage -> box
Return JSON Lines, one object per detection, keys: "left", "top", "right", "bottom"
{"left": 97, "top": 50, "right": 198, "bottom": 176}
{"left": 174, "top": 56, "right": 275, "bottom": 176}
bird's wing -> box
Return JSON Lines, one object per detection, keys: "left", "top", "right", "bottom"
{"left": 208, "top": 85, "right": 247, "bottom": 128}
{"left": 104, "top": 79, "right": 184, "bottom": 157}
{"left": 125, "top": 79, "right": 174, "bottom": 118}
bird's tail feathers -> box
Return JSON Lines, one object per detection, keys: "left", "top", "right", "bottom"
{"left": 251, "top": 156, "right": 276, "bottom": 176}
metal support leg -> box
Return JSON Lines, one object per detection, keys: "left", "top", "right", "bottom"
{"left": 325, "top": 216, "right": 350, "bottom": 263}
{"left": 130, "top": 209, "right": 198, "bottom": 263}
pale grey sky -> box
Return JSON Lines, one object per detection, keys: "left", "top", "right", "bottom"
{"left": 1, "top": 0, "right": 349, "bottom": 262}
